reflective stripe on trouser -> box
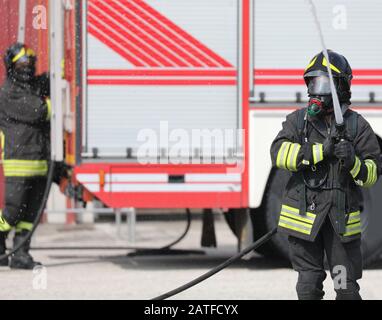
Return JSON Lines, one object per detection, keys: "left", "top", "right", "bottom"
{"left": 278, "top": 205, "right": 316, "bottom": 235}
{"left": 276, "top": 142, "right": 301, "bottom": 172}
{"left": 15, "top": 221, "right": 34, "bottom": 233}
{"left": 3, "top": 160, "right": 48, "bottom": 177}
{"left": 344, "top": 211, "right": 361, "bottom": 236}
{"left": 0, "top": 214, "right": 12, "bottom": 232}
{"left": 3, "top": 177, "right": 47, "bottom": 227}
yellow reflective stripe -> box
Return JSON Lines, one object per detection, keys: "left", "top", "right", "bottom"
{"left": 12, "top": 48, "right": 26, "bottom": 63}
{"left": 279, "top": 215, "right": 312, "bottom": 230}
{"left": 286, "top": 143, "right": 301, "bottom": 172}
{"left": 279, "top": 217, "right": 312, "bottom": 235}
{"left": 344, "top": 222, "right": 362, "bottom": 237}
{"left": 0, "top": 214, "right": 12, "bottom": 232}
{"left": 364, "top": 159, "right": 377, "bottom": 187}
{"left": 322, "top": 57, "right": 341, "bottom": 73}
{"left": 16, "top": 221, "right": 34, "bottom": 232}
{"left": 46, "top": 98, "right": 52, "bottom": 121}
{"left": 348, "top": 211, "right": 361, "bottom": 224}
{"left": 61, "top": 59, "right": 65, "bottom": 79}
{"left": 279, "top": 222, "right": 311, "bottom": 235}
{"left": 3, "top": 160, "right": 48, "bottom": 177}
{"left": 344, "top": 229, "right": 361, "bottom": 236}
{"left": 3, "top": 160, "right": 48, "bottom": 166}
{"left": 276, "top": 142, "right": 291, "bottom": 170}
{"left": 312, "top": 143, "right": 324, "bottom": 165}
{"left": 349, "top": 211, "right": 360, "bottom": 218}
{"left": 305, "top": 56, "right": 317, "bottom": 71}
{"left": 281, "top": 205, "right": 316, "bottom": 219}
{"left": 348, "top": 218, "right": 361, "bottom": 224}
{"left": 350, "top": 156, "right": 362, "bottom": 178}
{"left": 0, "top": 130, "right": 4, "bottom": 160}
{"left": 281, "top": 211, "right": 314, "bottom": 225}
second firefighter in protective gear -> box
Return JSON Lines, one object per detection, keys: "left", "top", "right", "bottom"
{"left": 0, "top": 43, "right": 51, "bottom": 269}
{"left": 270, "top": 50, "right": 381, "bottom": 300}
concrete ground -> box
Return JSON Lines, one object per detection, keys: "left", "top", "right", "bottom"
{"left": 1, "top": 214, "right": 382, "bottom": 300}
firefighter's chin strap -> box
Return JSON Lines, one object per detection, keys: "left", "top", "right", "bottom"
{"left": 0, "top": 161, "right": 55, "bottom": 262}
{"left": 151, "top": 227, "right": 277, "bottom": 300}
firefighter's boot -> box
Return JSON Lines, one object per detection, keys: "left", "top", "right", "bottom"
{"left": 10, "top": 230, "right": 41, "bottom": 270}
{"left": 0, "top": 232, "right": 9, "bottom": 267}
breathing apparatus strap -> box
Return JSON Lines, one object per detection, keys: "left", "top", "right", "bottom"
{"left": 295, "top": 108, "right": 358, "bottom": 221}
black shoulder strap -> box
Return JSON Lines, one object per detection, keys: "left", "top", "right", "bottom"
{"left": 345, "top": 111, "right": 358, "bottom": 141}
{"left": 296, "top": 108, "right": 307, "bottom": 144}
{"left": 296, "top": 108, "right": 306, "bottom": 135}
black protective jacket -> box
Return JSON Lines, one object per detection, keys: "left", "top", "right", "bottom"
{"left": 271, "top": 107, "right": 381, "bottom": 243}
{"left": 0, "top": 79, "right": 51, "bottom": 178}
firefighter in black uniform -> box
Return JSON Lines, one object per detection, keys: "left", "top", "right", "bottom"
{"left": 0, "top": 43, "right": 51, "bottom": 269}
{"left": 271, "top": 50, "right": 381, "bottom": 300}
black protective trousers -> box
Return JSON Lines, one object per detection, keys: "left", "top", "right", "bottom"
{"left": 288, "top": 217, "right": 362, "bottom": 300}
{"left": 2, "top": 177, "right": 47, "bottom": 229}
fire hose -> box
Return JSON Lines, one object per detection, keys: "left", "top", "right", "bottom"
{"left": 152, "top": 228, "right": 278, "bottom": 300}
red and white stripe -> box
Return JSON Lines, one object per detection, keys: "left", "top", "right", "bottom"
{"left": 76, "top": 173, "right": 242, "bottom": 193}
{"left": 87, "top": 69, "right": 237, "bottom": 85}
{"left": 88, "top": 0, "right": 233, "bottom": 68}
{"left": 254, "top": 69, "right": 382, "bottom": 86}
{"left": 88, "top": 68, "right": 382, "bottom": 86}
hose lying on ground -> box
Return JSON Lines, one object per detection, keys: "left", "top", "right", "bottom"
{"left": 152, "top": 227, "right": 278, "bottom": 300}
{"left": 30, "top": 209, "right": 193, "bottom": 251}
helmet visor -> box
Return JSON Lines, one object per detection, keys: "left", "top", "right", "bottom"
{"left": 307, "top": 75, "right": 336, "bottom": 96}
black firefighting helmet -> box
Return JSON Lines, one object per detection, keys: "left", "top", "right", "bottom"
{"left": 304, "top": 50, "right": 353, "bottom": 116}
{"left": 3, "top": 43, "right": 37, "bottom": 82}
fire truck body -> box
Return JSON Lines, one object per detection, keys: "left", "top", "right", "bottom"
{"left": 76, "top": 0, "right": 248, "bottom": 209}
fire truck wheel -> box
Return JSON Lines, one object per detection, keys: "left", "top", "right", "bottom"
{"left": 223, "top": 208, "right": 248, "bottom": 238}
{"left": 359, "top": 178, "right": 382, "bottom": 268}
{"left": 251, "top": 168, "right": 291, "bottom": 260}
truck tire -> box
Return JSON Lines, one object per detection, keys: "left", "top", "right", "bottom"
{"left": 251, "top": 168, "right": 291, "bottom": 260}
{"left": 360, "top": 178, "right": 382, "bottom": 267}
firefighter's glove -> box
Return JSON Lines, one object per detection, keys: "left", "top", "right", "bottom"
{"left": 334, "top": 140, "right": 355, "bottom": 169}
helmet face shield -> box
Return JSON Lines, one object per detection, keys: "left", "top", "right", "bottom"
{"left": 303, "top": 50, "right": 353, "bottom": 104}
{"left": 307, "top": 75, "right": 334, "bottom": 96}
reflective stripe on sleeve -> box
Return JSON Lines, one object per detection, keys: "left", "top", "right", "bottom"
{"left": 276, "top": 142, "right": 301, "bottom": 172}
{"left": 312, "top": 143, "right": 324, "bottom": 165}
{"left": 350, "top": 156, "right": 362, "bottom": 179}
{"left": 16, "top": 221, "right": 34, "bottom": 232}
{"left": 364, "top": 159, "right": 377, "bottom": 188}
{"left": 276, "top": 142, "right": 292, "bottom": 170}
{"left": 286, "top": 143, "right": 301, "bottom": 172}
